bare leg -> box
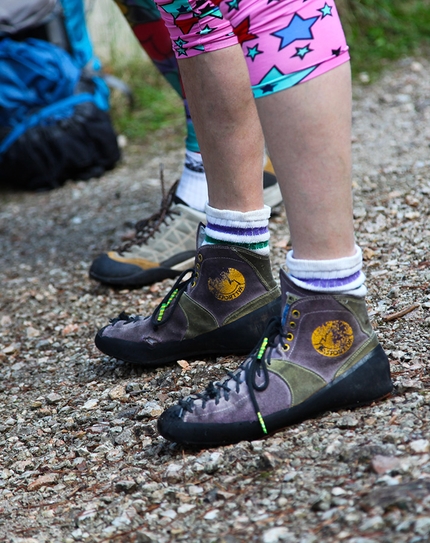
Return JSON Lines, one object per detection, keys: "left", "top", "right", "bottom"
{"left": 178, "top": 46, "right": 265, "bottom": 213}
{"left": 179, "top": 49, "right": 354, "bottom": 260}
{"left": 257, "top": 63, "right": 355, "bottom": 260}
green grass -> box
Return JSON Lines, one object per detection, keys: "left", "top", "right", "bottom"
{"left": 108, "top": 0, "right": 430, "bottom": 143}
{"left": 107, "top": 60, "right": 184, "bottom": 146}
{"left": 337, "top": 0, "right": 430, "bottom": 76}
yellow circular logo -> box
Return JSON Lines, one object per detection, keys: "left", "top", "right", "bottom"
{"left": 311, "top": 320, "right": 354, "bottom": 357}
{"left": 208, "top": 268, "right": 246, "bottom": 301}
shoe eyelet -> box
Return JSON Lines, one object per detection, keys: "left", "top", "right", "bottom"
{"left": 196, "top": 263, "right": 200, "bottom": 270}
{"left": 289, "top": 321, "right": 296, "bottom": 329}
{"left": 292, "top": 309, "right": 300, "bottom": 318}
{"left": 282, "top": 343, "right": 290, "bottom": 352}
{"left": 286, "top": 332, "right": 294, "bottom": 341}
{"left": 191, "top": 281, "right": 196, "bottom": 288}
{"left": 198, "top": 253, "right": 203, "bottom": 262}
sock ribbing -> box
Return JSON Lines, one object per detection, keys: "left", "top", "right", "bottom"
{"left": 175, "top": 150, "right": 208, "bottom": 212}
{"left": 204, "top": 204, "right": 271, "bottom": 255}
{"left": 286, "top": 246, "right": 367, "bottom": 296}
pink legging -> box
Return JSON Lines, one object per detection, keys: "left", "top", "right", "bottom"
{"left": 154, "top": 0, "right": 349, "bottom": 97}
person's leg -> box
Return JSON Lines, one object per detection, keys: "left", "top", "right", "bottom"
{"left": 89, "top": 0, "right": 282, "bottom": 288}
{"left": 156, "top": 0, "right": 393, "bottom": 446}
{"left": 94, "top": 17, "right": 282, "bottom": 366}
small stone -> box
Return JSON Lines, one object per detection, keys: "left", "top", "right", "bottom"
{"left": 135, "top": 532, "right": 158, "bottom": 543}
{"left": 3, "top": 343, "right": 21, "bottom": 354}
{"left": 415, "top": 517, "right": 430, "bottom": 535}
{"left": 336, "top": 415, "right": 359, "bottom": 429}
{"left": 331, "top": 487, "right": 346, "bottom": 496}
{"left": 46, "top": 392, "right": 62, "bottom": 404}
{"left": 359, "top": 515, "right": 385, "bottom": 531}
{"left": 115, "top": 428, "right": 136, "bottom": 445}
{"left": 160, "top": 509, "right": 177, "bottom": 519}
{"left": 115, "top": 479, "right": 137, "bottom": 493}
{"left": 106, "top": 448, "right": 124, "bottom": 462}
{"left": 139, "top": 401, "right": 163, "bottom": 418}
{"left": 83, "top": 399, "right": 98, "bottom": 410}
{"left": 203, "top": 509, "right": 219, "bottom": 520}
{"left": 108, "top": 384, "right": 126, "bottom": 400}
{"left": 188, "top": 485, "right": 204, "bottom": 496}
{"left": 371, "top": 455, "right": 401, "bottom": 474}
{"left": 165, "top": 463, "right": 183, "bottom": 482}
{"left": 177, "top": 504, "right": 195, "bottom": 514}
{"left": 27, "top": 473, "right": 58, "bottom": 491}
{"left": 262, "top": 527, "right": 291, "bottom": 543}
{"left": 410, "top": 439, "right": 430, "bottom": 453}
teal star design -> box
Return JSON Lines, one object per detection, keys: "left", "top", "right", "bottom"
{"left": 318, "top": 3, "right": 332, "bottom": 17}
{"left": 293, "top": 44, "right": 312, "bottom": 59}
{"left": 160, "top": 0, "right": 192, "bottom": 17}
{"left": 253, "top": 65, "right": 317, "bottom": 98}
{"left": 227, "top": 0, "right": 240, "bottom": 11}
{"left": 174, "top": 37, "right": 188, "bottom": 56}
{"left": 246, "top": 45, "right": 263, "bottom": 61}
{"left": 198, "top": 25, "right": 214, "bottom": 35}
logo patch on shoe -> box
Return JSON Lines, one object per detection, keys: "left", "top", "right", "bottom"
{"left": 208, "top": 268, "right": 245, "bottom": 301}
{"left": 311, "top": 320, "right": 354, "bottom": 357}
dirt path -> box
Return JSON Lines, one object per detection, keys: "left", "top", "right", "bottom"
{"left": 0, "top": 58, "right": 429, "bottom": 543}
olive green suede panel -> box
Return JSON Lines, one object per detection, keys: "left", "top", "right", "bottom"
{"left": 224, "top": 287, "right": 281, "bottom": 326}
{"left": 180, "top": 295, "right": 218, "bottom": 339}
{"left": 235, "top": 248, "right": 278, "bottom": 291}
{"left": 269, "top": 359, "right": 327, "bottom": 406}
{"left": 334, "top": 334, "right": 379, "bottom": 378}
{"left": 336, "top": 297, "right": 373, "bottom": 335}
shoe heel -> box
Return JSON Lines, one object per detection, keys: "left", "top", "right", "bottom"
{"left": 325, "top": 344, "right": 393, "bottom": 409}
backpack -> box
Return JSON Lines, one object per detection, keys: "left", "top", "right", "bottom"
{"left": 0, "top": 0, "right": 120, "bottom": 190}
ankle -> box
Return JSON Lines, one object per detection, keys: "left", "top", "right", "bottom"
{"left": 286, "top": 246, "right": 367, "bottom": 296}
{"left": 203, "top": 204, "right": 271, "bottom": 255}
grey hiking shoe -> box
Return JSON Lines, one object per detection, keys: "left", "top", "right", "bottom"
{"left": 89, "top": 171, "right": 282, "bottom": 288}
{"left": 157, "top": 269, "right": 393, "bottom": 447}
{"left": 95, "top": 238, "right": 282, "bottom": 367}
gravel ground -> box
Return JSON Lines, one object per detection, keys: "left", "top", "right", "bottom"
{"left": 1, "top": 58, "right": 430, "bottom": 543}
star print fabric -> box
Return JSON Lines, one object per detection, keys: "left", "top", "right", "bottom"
{"left": 154, "top": 0, "right": 350, "bottom": 97}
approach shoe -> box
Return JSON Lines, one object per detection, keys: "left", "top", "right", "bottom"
{"left": 157, "top": 268, "right": 393, "bottom": 447}
{"left": 95, "top": 240, "right": 281, "bottom": 367}
{"left": 89, "top": 170, "right": 282, "bottom": 288}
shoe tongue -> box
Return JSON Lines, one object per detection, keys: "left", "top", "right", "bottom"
{"left": 196, "top": 223, "right": 206, "bottom": 249}
{"left": 279, "top": 267, "right": 306, "bottom": 306}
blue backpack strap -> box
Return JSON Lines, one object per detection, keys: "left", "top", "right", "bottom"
{"left": 59, "top": 0, "right": 110, "bottom": 110}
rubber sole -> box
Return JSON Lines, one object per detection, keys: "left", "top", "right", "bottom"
{"left": 89, "top": 250, "right": 196, "bottom": 287}
{"left": 157, "top": 344, "right": 393, "bottom": 447}
{"left": 95, "top": 296, "right": 282, "bottom": 367}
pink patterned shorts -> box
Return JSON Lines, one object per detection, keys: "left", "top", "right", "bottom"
{"left": 154, "top": 0, "right": 350, "bottom": 96}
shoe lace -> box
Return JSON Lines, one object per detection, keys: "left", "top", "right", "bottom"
{"left": 107, "top": 268, "right": 194, "bottom": 328}
{"left": 150, "top": 267, "right": 195, "bottom": 328}
{"left": 178, "top": 316, "right": 285, "bottom": 435}
{"left": 117, "top": 178, "right": 180, "bottom": 254}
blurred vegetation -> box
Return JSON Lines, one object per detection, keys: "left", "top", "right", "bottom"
{"left": 337, "top": 0, "right": 430, "bottom": 76}
{"left": 109, "top": 0, "right": 430, "bottom": 143}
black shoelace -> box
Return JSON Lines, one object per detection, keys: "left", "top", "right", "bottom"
{"left": 178, "top": 316, "right": 285, "bottom": 435}
{"left": 150, "top": 268, "right": 195, "bottom": 328}
{"left": 108, "top": 267, "right": 195, "bottom": 330}
{"left": 117, "top": 179, "right": 180, "bottom": 253}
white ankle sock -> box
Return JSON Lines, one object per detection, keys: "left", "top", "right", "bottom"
{"left": 203, "top": 204, "right": 271, "bottom": 255}
{"left": 175, "top": 150, "right": 208, "bottom": 212}
{"left": 286, "top": 245, "right": 367, "bottom": 296}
